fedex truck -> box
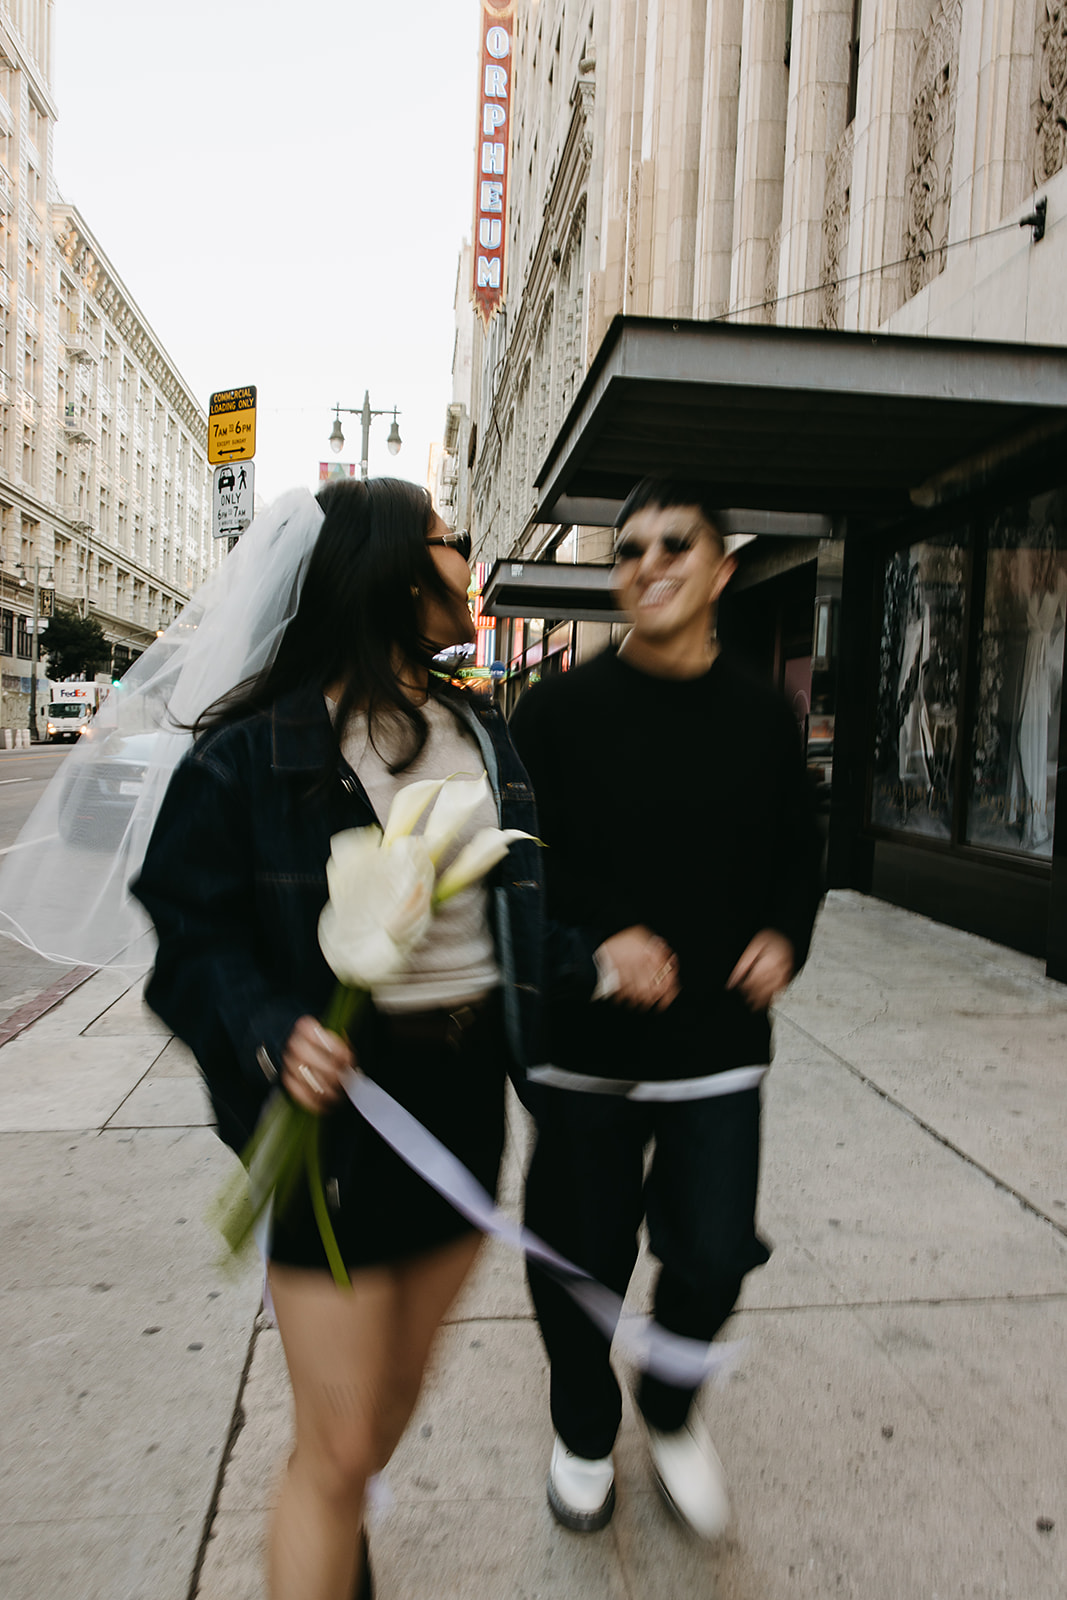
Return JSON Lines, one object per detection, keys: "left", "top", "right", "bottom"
{"left": 44, "top": 682, "right": 108, "bottom": 742}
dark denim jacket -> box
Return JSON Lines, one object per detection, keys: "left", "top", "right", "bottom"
{"left": 133, "top": 685, "right": 591, "bottom": 1151}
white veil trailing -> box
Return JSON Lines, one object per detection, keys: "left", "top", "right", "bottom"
{"left": 0, "top": 488, "right": 325, "bottom": 971}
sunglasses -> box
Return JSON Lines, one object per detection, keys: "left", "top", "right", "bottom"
{"left": 427, "top": 529, "right": 472, "bottom": 562}
{"left": 614, "top": 533, "right": 696, "bottom": 564}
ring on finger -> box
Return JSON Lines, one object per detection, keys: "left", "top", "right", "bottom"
{"left": 653, "top": 962, "right": 674, "bottom": 986}
{"left": 297, "top": 1062, "right": 325, "bottom": 1096}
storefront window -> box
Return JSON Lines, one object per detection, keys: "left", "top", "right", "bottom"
{"left": 870, "top": 532, "right": 968, "bottom": 839}
{"left": 967, "top": 491, "right": 1067, "bottom": 860}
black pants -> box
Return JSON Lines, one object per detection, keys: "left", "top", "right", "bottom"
{"left": 524, "top": 1083, "right": 770, "bottom": 1459}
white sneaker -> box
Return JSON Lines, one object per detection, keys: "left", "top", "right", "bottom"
{"left": 644, "top": 1414, "right": 730, "bottom": 1540}
{"left": 547, "top": 1434, "right": 616, "bottom": 1531}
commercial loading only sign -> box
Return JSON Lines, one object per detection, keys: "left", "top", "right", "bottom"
{"left": 208, "top": 385, "right": 257, "bottom": 464}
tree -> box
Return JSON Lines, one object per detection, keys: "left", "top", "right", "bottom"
{"left": 41, "top": 609, "right": 111, "bottom": 682}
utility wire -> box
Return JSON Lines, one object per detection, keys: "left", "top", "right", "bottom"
{"left": 713, "top": 212, "right": 1037, "bottom": 325}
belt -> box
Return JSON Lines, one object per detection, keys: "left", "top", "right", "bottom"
{"left": 381, "top": 996, "right": 493, "bottom": 1048}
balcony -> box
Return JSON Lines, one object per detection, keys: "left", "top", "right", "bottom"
{"left": 61, "top": 410, "right": 96, "bottom": 447}
{"left": 19, "top": 391, "right": 36, "bottom": 424}
{"left": 64, "top": 502, "right": 94, "bottom": 535}
{"left": 0, "top": 163, "right": 12, "bottom": 213}
{"left": 64, "top": 326, "right": 99, "bottom": 363}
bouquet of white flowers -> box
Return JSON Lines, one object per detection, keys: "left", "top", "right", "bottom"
{"left": 212, "top": 773, "right": 535, "bottom": 1284}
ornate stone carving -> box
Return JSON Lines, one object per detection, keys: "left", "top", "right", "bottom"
{"left": 903, "top": 0, "right": 962, "bottom": 301}
{"left": 626, "top": 162, "right": 640, "bottom": 305}
{"left": 1035, "top": 0, "right": 1067, "bottom": 184}
{"left": 820, "top": 126, "right": 854, "bottom": 330}
{"left": 763, "top": 225, "right": 781, "bottom": 325}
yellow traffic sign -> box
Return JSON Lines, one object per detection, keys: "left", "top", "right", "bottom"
{"left": 208, "top": 386, "right": 257, "bottom": 464}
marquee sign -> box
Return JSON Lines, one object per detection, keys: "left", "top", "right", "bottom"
{"left": 472, "top": 0, "right": 514, "bottom": 326}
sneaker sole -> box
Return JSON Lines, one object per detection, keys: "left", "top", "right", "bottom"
{"left": 546, "top": 1474, "right": 616, "bottom": 1532}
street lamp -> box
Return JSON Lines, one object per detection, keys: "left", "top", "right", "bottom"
{"left": 15, "top": 558, "right": 54, "bottom": 741}
{"left": 328, "top": 392, "right": 402, "bottom": 480}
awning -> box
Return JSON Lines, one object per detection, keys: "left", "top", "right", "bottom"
{"left": 533, "top": 316, "right": 1067, "bottom": 522}
{"left": 482, "top": 560, "right": 619, "bottom": 623}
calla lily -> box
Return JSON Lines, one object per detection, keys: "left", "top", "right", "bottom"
{"left": 434, "top": 827, "right": 538, "bottom": 905}
{"left": 319, "top": 830, "right": 436, "bottom": 985}
{"left": 381, "top": 778, "right": 448, "bottom": 846}
{"left": 422, "top": 772, "right": 492, "bottom": 864}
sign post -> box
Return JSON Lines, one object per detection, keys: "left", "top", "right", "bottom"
{"left": 209, "top": 386, "right": 257, "bottom": 550}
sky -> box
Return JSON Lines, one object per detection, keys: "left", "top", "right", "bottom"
{"left": 51, "top": 0, "right": 483, "bottom": 505}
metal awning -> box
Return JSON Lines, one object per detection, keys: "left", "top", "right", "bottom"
{"left": 533, "top": 316, "right": 1067, "bottom": 521}
{"left": 482, "top": 560, "right": 619, "bottom": 623}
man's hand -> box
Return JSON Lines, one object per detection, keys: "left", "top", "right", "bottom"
{"left": 726, "top": 930, "right": 794, "bottom": 1011}
{"left": 595, "top": 926, "right": 680, "bottom": 1011}
{"left": 281, "top": 1016, "right": 356, "bottom": 1113}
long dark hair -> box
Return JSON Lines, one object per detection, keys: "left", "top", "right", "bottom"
{"left": 196, "top": 476, "right": 456, "bottom": 773}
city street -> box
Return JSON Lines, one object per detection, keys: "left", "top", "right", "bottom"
{"left": 0, "top": 747, "right": 75, "bottom": 1028}
{"left": 0, "top": 890, "right": 1064, "bottom": 1599}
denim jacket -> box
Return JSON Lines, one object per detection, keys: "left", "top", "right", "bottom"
{"left": 133, "top": 685, "right": 592, "bottom": 1151}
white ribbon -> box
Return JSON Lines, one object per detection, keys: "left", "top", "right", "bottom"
{"left": 342, "top": 1068, "right": 751, "bottom": 1389}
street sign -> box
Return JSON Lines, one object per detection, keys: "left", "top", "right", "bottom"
{"left": 213, "top": 460, "right": 255, "bottom": 538}
{"left": 489, "top": 660, "right": 505, "bottom": 680}
{"left": 208, "top": 386, "right": 257, "bottom": 464}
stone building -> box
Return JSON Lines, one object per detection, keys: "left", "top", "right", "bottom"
{"left": 458, "top": 0, "right": 1067, "bottom": 974}
{"left": 0, "top": 1, "right": 214, "bottom": 737}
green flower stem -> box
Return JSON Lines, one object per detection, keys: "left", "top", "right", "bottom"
{"left": 210, "top": 983, "right": 370, "bottom": 1283}
{"left": 305, "top": 1116, "right": 350, "bottom": 1288}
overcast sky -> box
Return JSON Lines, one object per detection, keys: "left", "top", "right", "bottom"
{"left": 52, "top": 0, "right": 482, "bottom": 504}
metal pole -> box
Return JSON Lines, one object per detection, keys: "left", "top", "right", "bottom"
{"left": 29, "top": 557, "right": 39, "bottom": 742}
{"left": 360, "top": 390, "right": 372, "bottom": 481}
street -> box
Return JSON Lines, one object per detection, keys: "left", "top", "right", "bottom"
{"left": 0, "top": 746, "right": 75, "bottom": 1027}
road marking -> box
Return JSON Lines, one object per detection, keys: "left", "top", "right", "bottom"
{"left": 0, "top": 832, "right": 59, "bottom": 855}
{"left": 0, "top": 776, "right": 48, "bottom": 785}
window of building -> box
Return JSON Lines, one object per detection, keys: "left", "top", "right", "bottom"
{"left": 967, "top": 489, "right": 1067, "bottom": 860}
{"left": 868, "top": 489, "right": 1067, "bottom": 862}
{"left": 846, "top": 0, "right": 863, "bottom": 125}
{"left": 16, "top": 613, "right": 31, "bottom": 658}
{"left": 1, "top": 607, "right": 12, "bottom": 655}
{"left": 870, "top": 531, "right": 969, "bottom": 840}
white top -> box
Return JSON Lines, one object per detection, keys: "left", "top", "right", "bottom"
{"left": 339, "top": 696, "right": 502, "bottom": 1013}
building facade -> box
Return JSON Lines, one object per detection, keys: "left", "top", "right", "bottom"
{"left": 458, "top": 0, "right": 1067, "bottom": 974}
{"left": 0, "top": 1, "right": 215, "bottom": 736}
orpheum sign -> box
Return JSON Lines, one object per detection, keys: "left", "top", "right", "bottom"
{"left": 472, "top": 0, "right": 514, "bottom": 326}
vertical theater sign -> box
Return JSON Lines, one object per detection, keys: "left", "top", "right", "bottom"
{"left": 473, "top": 0, "right": 514, "bottom": 326}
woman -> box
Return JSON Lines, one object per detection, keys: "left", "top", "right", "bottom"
{"left": 132, "top": 476, "right": 557, "bottom": 1600}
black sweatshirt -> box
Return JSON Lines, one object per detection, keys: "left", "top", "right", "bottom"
{"left": 508, "top": 648, "right": 824, "bottom": 1081}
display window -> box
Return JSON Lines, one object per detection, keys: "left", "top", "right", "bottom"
{"left": 870, "top": 532, "right": 969, "bottom": 839}
{"left": 967, "top": 491, "right": 1067, "bottom": 860}
{"left": 867, "top": 489, "right": 1066, "bottom": 863}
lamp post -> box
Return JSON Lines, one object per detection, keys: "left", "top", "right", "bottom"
{"left": 15, "top": 558, "right": 54, "bottom": 741}
{"left": 328, "top": 392, "right": 402, "bottom": 480}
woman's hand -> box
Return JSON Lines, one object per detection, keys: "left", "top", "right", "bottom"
{"left": 281, "top": 1016, "right": 357, "bottom": 1112}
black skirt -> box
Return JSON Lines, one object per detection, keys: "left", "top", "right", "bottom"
{"left": 268, "top": 995, "right": 507, "bottom": 1272}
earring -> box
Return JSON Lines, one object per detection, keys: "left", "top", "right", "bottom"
{"left": 411, "top": 585, "right": 421, "bottom": 598}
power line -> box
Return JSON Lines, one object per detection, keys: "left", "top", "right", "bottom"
{"left": 713, "top": 212, "right": 1038, "bottom": 325}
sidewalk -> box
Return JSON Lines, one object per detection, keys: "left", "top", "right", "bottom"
{"left": 1, "top": 890, "right": 1065, "bottom": 1599}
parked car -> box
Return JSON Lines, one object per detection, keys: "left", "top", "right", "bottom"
{"left": 57, "top": 730, "right": 160, "bottom": 850}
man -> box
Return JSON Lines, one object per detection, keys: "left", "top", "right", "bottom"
{"left": 510, "top": 478, "right": 823, "bottom": 1539}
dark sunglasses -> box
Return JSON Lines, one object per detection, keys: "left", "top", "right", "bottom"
{"left": 614, "top": 532, "right": 696, "bottom": 563}
{"left": 427, "top": 529, "right": 472, "bottom": 562}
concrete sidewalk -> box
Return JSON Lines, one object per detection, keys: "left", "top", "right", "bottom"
{"left": 1, "top": 890, "right": 1065, "bottom": 1599}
